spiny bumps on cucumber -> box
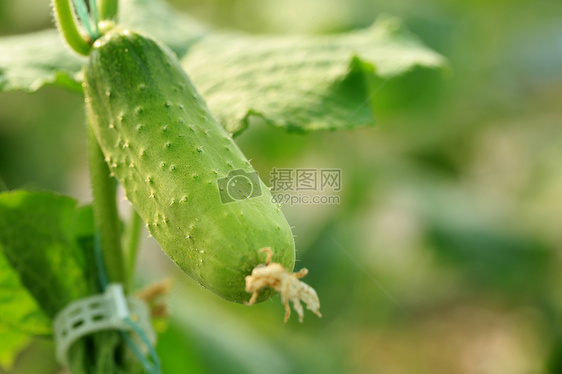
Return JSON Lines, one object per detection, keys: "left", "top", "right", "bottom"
{"left": 83, "top": 28, "right": 295, "bottom": 303}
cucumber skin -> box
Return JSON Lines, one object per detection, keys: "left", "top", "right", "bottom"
{"left": 83, "top": 29, "right": 295, "bottom": 303}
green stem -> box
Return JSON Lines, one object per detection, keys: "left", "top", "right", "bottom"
{"left": 98, "top": 0, "right": 119, "bottom": 21}
{"left": 125, "top": 208, "right": 142, "bottom": 287}
{"left": 88, "top": 126, "right": 126, "bottom": 287}
{"left": 52, "top": 0, "right": 91, "bottom": 56}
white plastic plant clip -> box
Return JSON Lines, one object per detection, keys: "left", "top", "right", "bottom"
{"left": 53, "top": 283, "right": 155, "bottom": 366}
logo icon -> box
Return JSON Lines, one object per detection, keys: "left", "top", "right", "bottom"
{"left": 217, "top": 169, "right": 262, "bottom": 204}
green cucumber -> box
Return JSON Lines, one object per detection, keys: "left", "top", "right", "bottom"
{"left": 83, "top": 28, "right": 295, "bottom": 303}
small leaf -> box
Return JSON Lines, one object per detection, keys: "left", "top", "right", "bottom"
{"left": 182, "top": 15, "right": 446, "bottom": 135}
{"left": 0, "top": 190, "right": 98, "bottom": 318}
{"left": 0, "top": 323, "right": 31, "bottom": 371}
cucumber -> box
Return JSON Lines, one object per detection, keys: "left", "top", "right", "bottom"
{"left": 83, "top": 28, "right": 295, "bottom": 303}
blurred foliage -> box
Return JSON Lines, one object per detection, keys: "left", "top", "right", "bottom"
{"left": 1, "top": 0, "right": 562, "bottom": 373}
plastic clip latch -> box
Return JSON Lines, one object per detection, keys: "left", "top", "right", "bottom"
{"left": 53, "top": 283, "right": 155, "bottom": 366}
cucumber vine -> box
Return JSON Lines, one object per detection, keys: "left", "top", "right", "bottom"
{"left": 52, "top": 0, "right": 92, "bottom": 56}
{"left": 0, "top": 0, "right": 446, "bottom": 372}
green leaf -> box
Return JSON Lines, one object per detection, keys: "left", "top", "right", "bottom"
{"left": 0, "top": 190, "right": 98, "bottom": 318}
{"left": 0, "top": 191, "right": 143, "bottom": 374}
{"left": 0, "top": 246, "right": 51, "bottom": 335}
{"left": 0, "top": 30, "right": 83, "bottom": 92}
{"left": 0, "top": 323, "right": 31, "bottom": 371}
{"left": 0, "top": 0, "right": 445, "bottom": 134}
{"left": 181, "top": 15, "right": 446, "bottom": 135}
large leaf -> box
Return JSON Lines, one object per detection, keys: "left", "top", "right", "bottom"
{"left": 0, "top": 0, "right": 445, "bottom": 134}
{"left": 0, "top": 190, "right": 97, "bottom": 318}
{"left": 182, "top": 15, "right": 445, "bottom": 134}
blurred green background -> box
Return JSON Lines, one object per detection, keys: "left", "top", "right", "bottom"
{"left": 1, "top": 0, "right": 562, "bottom": 373}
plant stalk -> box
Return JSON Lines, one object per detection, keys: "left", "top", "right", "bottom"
{"left": 98, "top": 0, "right": 119, "bottom": 21}
{"left": 52, "top": 0, "right": 91, "bottom": 56}
{"left": 88, "top": 125, "right": 126, "bottom": 287}
{"left": 125, "top": 208, "right": 142, "bottom": 287}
